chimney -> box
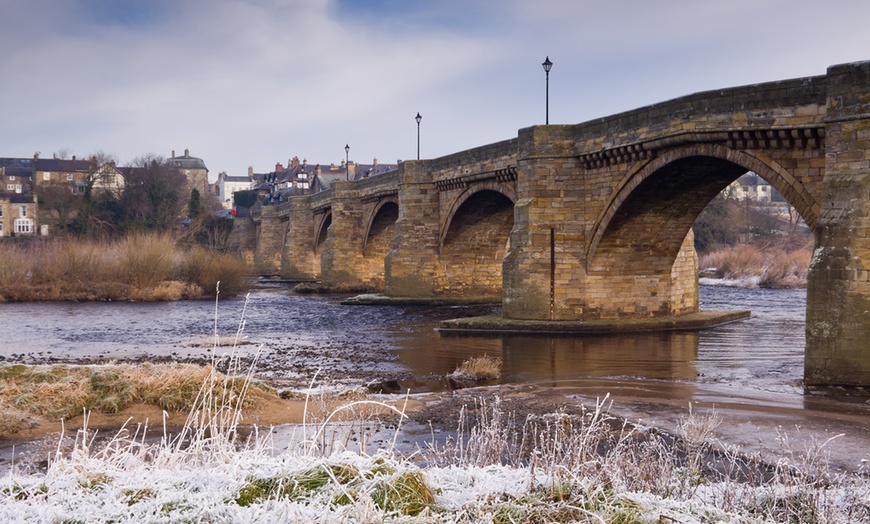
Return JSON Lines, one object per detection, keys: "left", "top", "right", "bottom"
{"left": 72, "top": 155, "right": 76, "bottom": 161}
{"left": 172, "top": 150, "right": 175, "bottom": 158}
{"left": 184, "top": 149, "right": 189, "bottom": 157}
{"left": 248, "top": 166, "right": 254, "bottom": 178}
{"left": 291, "top": 156, "right": 300, "bottom": 170}
{"left": 275, "top": 162, "right": 284, "bottom": 172}
{"left": 303, "top": 158, "right": 307, "bottom": 167}
{"left": 34, "top": 152, "right": 40, "bottom": 160}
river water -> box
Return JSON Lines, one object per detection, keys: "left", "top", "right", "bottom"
{"left": 2, "top": 284, "right": 869, "bottom": 471}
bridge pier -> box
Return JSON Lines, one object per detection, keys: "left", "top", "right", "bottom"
{"left": 503, "top": 125, "right": 700, "bottom": 321}
{"left": 280, "top": 195, "right": 318, "bottom": 281}
{"left": 252, "top": 204, "right": 287, "bottom": 275}
{"left": 320, "top": 181, "right": 371, "bottom": 289}
{"left": 384, "top": 161, "right": 442, "bottom": 297}
{"left": 806, "top": 61, "right": 870, "bottom": 387}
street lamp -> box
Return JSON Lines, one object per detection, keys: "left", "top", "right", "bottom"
{"left": 344, "top": 144, "right": 350, "bottom": 180}
{"left": 415, "top": 112, "right": 422, "bottom": 160}
{"left": 542, "top": 56, "right": 553, "bottom": 125}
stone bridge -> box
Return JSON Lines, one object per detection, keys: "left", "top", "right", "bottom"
{"left": 251, "top": 60, "right": 870, "bottom": 387}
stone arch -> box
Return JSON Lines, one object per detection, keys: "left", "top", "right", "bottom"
{"left": 438, "top": 187, "right": 516, "bottom": 296}
{"left": 586, "top": 143, "right": 818, "bottom": 274}
{"left": 313, "top": 209, "right": 331, "bottom": 253}
{"left": 361, "top": 196, "right": 399, "bottom": 255}
{"left": 439, "top": 181, "right": 517, "bottom": 252}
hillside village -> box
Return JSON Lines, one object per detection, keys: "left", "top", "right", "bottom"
{"left": 0, "top": 150, "right": 397, "bottom": 237}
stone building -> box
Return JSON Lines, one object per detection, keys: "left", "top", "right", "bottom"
{"left": 216, "top": 170, "right": 253, "bottom": 209}
{"left": 168, "top": 149, "right": 209, "bottom": 197}
{"left": 0, "top": 194, "right": 38, "bottom": 237}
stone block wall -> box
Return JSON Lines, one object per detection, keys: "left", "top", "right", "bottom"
{"left": 252, "top": 204, "right": 287, "bottom": 275}
{"left": 281, "top": 195, "right": 318, "bottom": 280}
{"left": 806, "top": 61, "right": 870, "bottom": 386}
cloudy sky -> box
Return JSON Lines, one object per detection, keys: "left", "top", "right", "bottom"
{"left": 2, "top": 0, "right": 869, "bottom": 179}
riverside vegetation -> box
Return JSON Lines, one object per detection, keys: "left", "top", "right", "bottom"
{"left": 2, "top": 358, "right": 869, "bottom": 522}
{"left": 0, "top": 233, "right": 250, "bottom": 302}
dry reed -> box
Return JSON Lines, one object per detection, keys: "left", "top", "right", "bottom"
{"left": 0, "top": 361, "right": 274, "bottom": 439}
{"left": 0, "top": 234, "right": 251, "bottom": 301}
{"left": 449, "top": 355, "right": 502, "bottom": 382}
{"left": 699, "top": 242, "right": 813, "bottom": 287}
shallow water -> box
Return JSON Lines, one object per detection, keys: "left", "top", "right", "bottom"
{"left": 2, "top": 284, "right": 868, "bottom": 471}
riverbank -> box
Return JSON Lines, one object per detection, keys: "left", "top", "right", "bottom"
{"left": 699, "top": 243, "right": 811, "bottom": 288}
{"left": 3, "top": 377, "right": 868, "bottom": 522}
{"left": 0, "top": 234, "right": 250, "bottom": 302}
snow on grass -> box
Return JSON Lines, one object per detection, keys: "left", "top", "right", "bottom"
{"left": 3, "top": 291, "right": 869, "bottom": 523}
{"left": 4, "top": 393, "right": 869, "bottom": 523}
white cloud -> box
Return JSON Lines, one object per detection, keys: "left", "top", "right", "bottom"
{"left": 1, "top": 0, "right": 869, "bottom": 177}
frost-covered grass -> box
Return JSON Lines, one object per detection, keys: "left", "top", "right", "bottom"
{"left": 3, "top": 292, "right": 869, "bottom": 523}
{"left": 3, "top": 391, "right": 869, "bottom": 523}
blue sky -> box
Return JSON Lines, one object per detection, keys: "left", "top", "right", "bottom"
{"left": 2, "top": 0, "right": 869, "bottom": 179}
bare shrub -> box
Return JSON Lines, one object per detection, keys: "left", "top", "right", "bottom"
{"left": 117, "top": 233, "right": 177, "bottom": 288}
{"left": 0, "top": 234, "right": 251, "bottom": 301}
{"left": 699, "top": 242, "right": 813, "bottom": 287}
{"left": 448, "top": 355, "right": 502, "bottom": 382}
{"left": 0, "top": 243, "right": 32, "bottom": 300}
{"left": 182, "top": 246, "right": 250, "bottom": 297}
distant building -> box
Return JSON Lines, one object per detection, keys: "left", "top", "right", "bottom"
{"left": 724, "top": 172, "right": 773, "bottom": 203}
{"left": 0, "top": 194, "right": 38, "bottom": 237}
{"left": 0, "top": 161, "right": 32, "bottom": 194}
{"left": 168, "top": 149, "right": 209, "bottom": 197}
{"left": 216, "top": 171, "right": 253, "bottom": 209}
{"left": 32, "top": 153, "right": 95, "bottom": 195}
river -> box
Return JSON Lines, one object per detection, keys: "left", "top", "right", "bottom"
{"left": 1, "top": 284, "right": 868, "bottom": 472}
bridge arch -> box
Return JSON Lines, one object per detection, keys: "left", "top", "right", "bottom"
{"left": 439, "top": 187, "right": 515, "bottom": 296}
{"left": 360, "top": 198, "right": 399, "bottom": 288}
{"left": 586, "top": 143, "right": 819, "bottom": 274}
{"left": 312, "top": 209, "right": 332, "bottom": 277}
{"left": 439, "top": 182, "right": 517, "bottom": 252}
{"left": 362, "top": 197, "right": 399, "bottom": 255}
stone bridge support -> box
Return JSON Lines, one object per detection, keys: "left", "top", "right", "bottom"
{"left": 252, "top": 205, "right": 287, "bottom": 275}
{"left": 806, "top": 61, "right": 870, "bottom": 386}
{"left": 384, "top": 160, "right": 442, "bottom": 297}
{"left": 280, "top": 195, "right": 318, "bottom": 281}
{"left": 320, "top": 181, "right": 370, "bottom": 289}
{"left": 504, "top": 125, "right": 700, "bottom": 321}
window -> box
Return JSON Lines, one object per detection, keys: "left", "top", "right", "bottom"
{"left": 15, "top": 184, "right": 21, "bottom": 193}
{"left": 43, "top": 172, "right": 51, "bottom": 181}
{"left": 66, "top": 173, "right": 74, "bottom": 181}
{"left": 20, "top": 206, "right": 27, "bottom": 217}
{"left": 14, "top": 218, "right": 33, "bottom": 234}
{"left": 9, "top": 176, "right": 14, "bottom": 181}
{"left": 0, "top": 222, "right": 3, "bottom": 236}
{"left": 5, "top": 184, "right": 12, "bottom": 191}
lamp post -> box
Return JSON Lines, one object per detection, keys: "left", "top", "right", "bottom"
{"left": 415, "top": 112, "right": 422, "bottom": 160}
{"left": 542, "top": 56, "right": 553, "bottom": 125}
{"left": 344, "top": 144, "right": 350, "bottom": 180}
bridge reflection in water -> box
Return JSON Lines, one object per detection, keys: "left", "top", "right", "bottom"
{"left": 393, "top": 286, "right": 806, "bottom": 400}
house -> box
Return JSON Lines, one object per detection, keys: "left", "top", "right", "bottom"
{"left": 32, "top": 153, "right": 96, "bottom": 194}
{"left": 0, "top": 158, "right": 34, "bottom": 194}
{"left": 723, "top": 172, "right": 773, "bottom": 203}
{"left": 0, "top": 194, "right": 39, "bottom": 237}
{"left": 216, "top": 170, "right": 253, "bottom": 209}
{"left": 168, "top": 149, "right": 209, "bottom": 197}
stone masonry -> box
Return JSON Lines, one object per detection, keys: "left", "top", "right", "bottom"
{"left": 249, "top": 60, "right": 870, "bottom": 387}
